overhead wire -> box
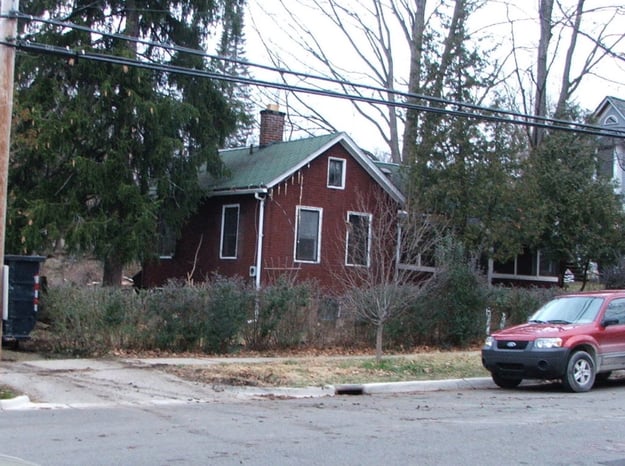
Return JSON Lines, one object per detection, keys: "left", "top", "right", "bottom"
{"left": 2, "top": 10, "right": 625, "bottom": 140}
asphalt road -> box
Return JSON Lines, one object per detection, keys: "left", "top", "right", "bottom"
{"left": 2, "top": 353, "right": 625, "bottom": 465}
{"left": 1, "top": 380, "right": 625, "bottom": 465}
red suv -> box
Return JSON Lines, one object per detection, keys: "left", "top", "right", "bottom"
{"left": 481, "top": 290, "right": 625, "bottom": 392}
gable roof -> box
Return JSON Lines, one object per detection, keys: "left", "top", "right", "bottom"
{"left": 200, "top": 132, "right": 405, "bottom": 204}
{"left": 593, "top": 96, "right": 625, "bottom": 128}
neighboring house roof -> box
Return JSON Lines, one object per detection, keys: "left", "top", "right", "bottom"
{"left": 199, "top": 132, "right": 405, "bottom": 204}
{"left": 593, "top": 96, "right": 625, "bottom": 129}
{"left": 373, "top": 161, "right": 406, "bottom": 193}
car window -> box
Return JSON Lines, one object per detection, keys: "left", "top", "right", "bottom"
{"left": 604, "top": 298, "right": 625, "bottom": 325}
{"left": 529, "top": 296, "right": 603, "bottom": 324}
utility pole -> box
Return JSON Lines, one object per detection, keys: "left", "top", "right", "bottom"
{"left": 0, "top": 0, "right": 19, "bottom": 355}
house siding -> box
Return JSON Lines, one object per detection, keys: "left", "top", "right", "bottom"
{"left": 138, "top": 142, "right": 397, "bottom": 292}
{"left": 261, "top": 144, "right": 389, "bottom": 290}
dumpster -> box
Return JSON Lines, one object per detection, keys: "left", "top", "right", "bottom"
{"left": 2, "top": 255, "right": 46, "bottom": 343}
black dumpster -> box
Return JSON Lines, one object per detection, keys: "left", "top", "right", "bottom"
{"left": 2, "top": 255, "right": 46, "bottom": 342}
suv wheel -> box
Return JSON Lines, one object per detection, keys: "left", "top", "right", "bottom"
{"left": 492, "top": 374, "right": 522, "bottom": 389}
{"left": 562, "top": 351, "right": 595, "bottom": 393}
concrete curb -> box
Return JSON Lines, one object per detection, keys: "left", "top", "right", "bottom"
{"left": 334, "top": 377, "right": 494, "bottom": 395}
{"left": 0, "top": 395, "right": 31, "bottom": 410}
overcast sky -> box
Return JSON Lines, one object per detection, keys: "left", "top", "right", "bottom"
{"left": 242, "top": 0, "right": 625, "bottom": 154}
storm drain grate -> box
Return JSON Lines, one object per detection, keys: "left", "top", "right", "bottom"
{"left": 334, "top": 384, "right": 365, "bottom": 395}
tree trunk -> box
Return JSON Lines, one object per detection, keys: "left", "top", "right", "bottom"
{"left": 103, "top": 255, "right": 124, "bottom": 287}
{"left": 401, "top": 0, "right": 427, "bottom": 165}
{"left": 554, "top": 0, "right": 585, "bottom": 118}
{"left": 124, "top": 0, "right": 139, "bottom": 53}
{"left": 375, "top": 322, "right": 384, "bottom": 362}
{"left": 403, "top": 0, "right": 467, "bottom": 164}
{"left": 531, "top": 0, "right": 554, "bottom": 148}
{"left": 580, "top": 258, "right": 589, "bottom": 292}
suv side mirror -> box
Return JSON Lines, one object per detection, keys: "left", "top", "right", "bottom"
{"left": 601, "top": 318, "right": 619, "bottom": 327}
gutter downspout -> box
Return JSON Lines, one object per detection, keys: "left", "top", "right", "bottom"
{"left": 254, "top": 191, "right": 267, "bottom": 290}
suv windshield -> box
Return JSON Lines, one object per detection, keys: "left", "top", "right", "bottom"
{"left": 528, "top": 296, "right": 604, "bottom": 324}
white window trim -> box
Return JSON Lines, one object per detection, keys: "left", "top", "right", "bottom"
{"left": 294, "top": 206, "right": 323, "bottom": 264}
{"left": 604, "top": 115, "right": 618, "bottom": 126}
{"left": 345, "top": 211, "right": 372, "bottom": 267}
{"left": 220, "top": 204, "right": 240, "bottom": 259}
{"left": 327, "top": 157, "right": 346, "bottom": 189}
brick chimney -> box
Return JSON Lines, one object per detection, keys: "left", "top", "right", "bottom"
{"left": 259, "top": 104, "right": 285, "bottom": 147}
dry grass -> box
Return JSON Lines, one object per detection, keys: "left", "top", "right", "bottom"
{"left": 7, "top": 327, "right": 489, "bottom": 389}
{"left": 164, "top": 351, "right": 489, "bottom": 388}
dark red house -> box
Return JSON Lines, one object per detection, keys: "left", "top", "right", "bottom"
{"left": 137, "top": 106, "right": 405, "bottom": 291}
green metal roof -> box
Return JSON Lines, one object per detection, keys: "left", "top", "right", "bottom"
{"left": 199, "top": 132, "right": 405, "bottom": 204}
{"left": 199, "top": 133, "right": 342, "bottom": 193}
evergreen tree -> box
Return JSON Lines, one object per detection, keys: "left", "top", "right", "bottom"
{"left": 406, "top": 4, "right": 538, "bottom": 266}
{"left": 9, "top": 0, "right": 249, "bottom": 285}
{"left": 523, "top": 114, "right": 625, "bottom": 284}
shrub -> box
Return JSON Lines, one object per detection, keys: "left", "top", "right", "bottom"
{"left": 42, "top": 276, "right": 254, "bottom": 355}
{"left": 385, "top": 238, "right": 490, "bottom": 349}
{"left": 385, "top": 297, "right": 436, "bottom": 348}
{"left": 40, "top": 270, "right": 564, "bottom": 355}
{"left": 486, "top": 286, "right": 559, "bottom": 331}
{"left": 142, "top": 281, "right": 210, "bottom": 351}
{"left": 244, "top": 275, "right": 316, "bottom": 349}
{"left": 202, "top": 275, "right": 254, "bottom": 352}
{"left": 138, "top": 277, "right": 254, "bottom": 353}
{"left": 44, "top": 286, "right": 141, "bottom": 355}
{"left": 426, "top": 238, "right": 490, "bottom": 347}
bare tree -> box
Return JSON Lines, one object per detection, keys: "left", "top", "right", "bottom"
{"left": 553, "top": 0, "right": 625, "bottom": 117}
{"left": 249, "top": 0, "right": 410, "bottom": 161}
{"left": 506, "top": 0, "right": 625, "bottom": 147}
{"left": 248, "top": 0, "right": 624, "bottom": 158}
{"left": 248, "top": 1, "right": 516, "bottom": 163}
{"left": 331, "top": 193, "right": 445, "bottom": 360}
{"left": 249, "top": 0, "right": 472, "bottom": 163}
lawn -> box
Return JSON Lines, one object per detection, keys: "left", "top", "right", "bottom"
{"left": 164, "top": 350, "right": 489, "bottom": 388}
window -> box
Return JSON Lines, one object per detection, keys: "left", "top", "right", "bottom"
{"left": 220, "top": 204, "right": 239, "bottom": 259}
{"left": 327, "top": 158, "right": 346, "bottom": 189}
{"left": 157, "top": 219, "right": 176, "bottom": 258}
{"left": 346, "top": 212, "right": 371, "bottom": 266}
{"left": 605, "top": 298, "right": 625, "bottom": 325}
{"left": 531, "top": 296, "right": 603, "bottom": 324}
{"left": 295, "top": 207, "right": 322, "bottom": 263}
{"left": 493, "top": 249, "right": 556, "bottom": 277}
{"left": 492, "top": 248, "right": 558, "bottom": 282}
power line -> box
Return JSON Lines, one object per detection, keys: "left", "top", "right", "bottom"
{"left": 3, "top": 10, "right": 625, "bottom": 140}
{"left": 9, "top": 10, "right": 612, "bottom": 135}
{"left": 8, "top": 10, "right": 624, "bottom": 137}
{"left": 12, "top": 38, "right": 625, "bottom": 140}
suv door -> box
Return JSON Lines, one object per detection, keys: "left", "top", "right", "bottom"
{"left": 596, "top": 297, "right": 625, "bottom": 370}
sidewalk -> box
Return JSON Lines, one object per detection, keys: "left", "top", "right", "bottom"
{"left": 0, "top": 354, "right": 495, "bottom": 410}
